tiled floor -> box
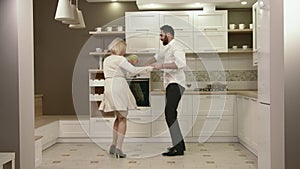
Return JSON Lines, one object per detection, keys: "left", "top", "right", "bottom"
{"left": 36, "top": 142, "right": 257, "bottom": 169}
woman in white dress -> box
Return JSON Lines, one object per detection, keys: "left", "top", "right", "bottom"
{"left": 99, "top": 38, "right": 152, "bottom": 158}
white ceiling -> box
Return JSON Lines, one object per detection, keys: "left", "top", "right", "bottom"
{"left": 86, "top": 0, "right": 258, "bottom": 9}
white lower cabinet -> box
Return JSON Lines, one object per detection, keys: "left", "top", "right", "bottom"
{"left": 90, "top": 116, "right": 152, "bottom": 138}
{"left": 126, "top": 116, "right": 152, "bottom": 137}
{"left": 152, "top": 115, "right": 193, "bottom": 138}
{"left": 192, "top": 115, "right": 234, "bottom": 137}
{"left": 35, "top": 121, "right": 59, "bottom": 150}
{"left": 237, "top": 96, "right": 258, "bottom": 155}
{"left": 90, "top": 118, "right": 114, "bottom": 137}
{"left": 59, "top": 120, "right": 89, "bottom": 138}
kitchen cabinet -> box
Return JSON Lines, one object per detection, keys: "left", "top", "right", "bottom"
{"left": 35, "top": 121, "right": 59, "bottom": 150}
{"left": 237, "top": 96, "right": 258, "bottom": 155}
{"left": 192, "top": 95, "right": 235, "bottom": 137}
{"left": 160, "top": 11, "right": 194, "bottom": 53}
{"left": 90, "top": 118, "right": 114, "bottom": 137}
{"left": 59, "top": 120, "right": 89, "bottom": 138}
{"left": 151, "top": 94, "right": 193, "bottom": 138}
{"left": 194, "top": 11, "right": 227, "bottom": 31}
{"left": 194, "top": 10, "right": 228, "bottom": 53}
{"left": 125, "top": 12, "right": 160, "bottom": 53}
{"left": 258, "top": 102, "right": 271, "bottom": 169}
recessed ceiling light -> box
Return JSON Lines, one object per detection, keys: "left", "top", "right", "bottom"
{"left": 111, "top": 0, "right": 117, "bottom": 2}
{"left": 195, "top": 3, "right": 201, "bottom": 6}
{"left": 241, "top": 1, "right": 248, "bottom": 5}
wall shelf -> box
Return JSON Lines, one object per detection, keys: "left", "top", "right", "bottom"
{"left": 228, "top": 29, "right": 253, "bottom": 33}
{"left": 89, "top": 31, "right": 125, "bottom": 35}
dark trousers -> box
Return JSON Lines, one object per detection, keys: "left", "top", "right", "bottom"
{"left": 165, "top": 83, "right": 186, "bottom": 152}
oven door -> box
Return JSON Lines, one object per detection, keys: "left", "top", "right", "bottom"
{"left": 127, "top": 78, "right": 150, "bottom": 107}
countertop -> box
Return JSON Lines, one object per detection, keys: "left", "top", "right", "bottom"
{"left": 35, "top": 115, "right": 88, "bottom": 128}
{"left": 35, "top": 90, "right": 257, "bottom": 128}
{"left": 151, "top": 90, "right": 258, "bottom": 98}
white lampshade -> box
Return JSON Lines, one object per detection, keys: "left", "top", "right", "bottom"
{"left": 55, "top": 0, "right": 74, "bottom": 21}
{"left": 69, "top": 10, "right": 86, "bottom": 29}
{"left": 62, "top": 5, "right": 80, "bottom": 24}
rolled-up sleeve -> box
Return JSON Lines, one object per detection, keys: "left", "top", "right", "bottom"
{"left": 174, "top": 49, "right": 186, "bottom": 69}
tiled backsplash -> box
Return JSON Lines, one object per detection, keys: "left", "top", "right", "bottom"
{"left": 150, "top": 53, "right": 257, "bottom": 90}
{"left": 151, "top": 70, "right": 257, "bottom": 82}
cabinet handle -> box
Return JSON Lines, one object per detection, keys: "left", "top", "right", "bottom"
{"left": 203, "top": 49, "right": 218, "bottom": 51}
{"left": 205, "top": 95, "right": 225, "bottom": 99}
{"left": 250, "top": 98, "right": 257, "bottom": 102}
{"left": 204, "top": 28, "right": 218, "bottom": 31}
{"left": 243, "top": 97, "right": 250, "bottom": 100}
{"left": 136, "top": 29, "right": 149, "bottom": 31}
{"left": 96, "top": 119, "right": 110, "bottom": 122}
{"left": 206, "top": 116, "right": 221, "bottom": 119}
{"left": 128, "top": 118, "right": 141, "bottom": 121}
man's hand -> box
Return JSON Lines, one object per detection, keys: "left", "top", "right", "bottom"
{"left": 151, "top": 63, "right": 163, "bottom": 70}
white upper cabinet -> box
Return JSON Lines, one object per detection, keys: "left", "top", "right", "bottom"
{"left": 125, "top": 10, "right": 228, "bottom": 53}
{"left": 125, "top": 12, "right": 160, "bottom": 32}
{"left": 159, "top": 11, "right": 193, "bottom": 31}
{"left": 193, "top": 10, "right": 228, "bottom": 53}
{"left": 160, "top": 11, "right": 194, "bottom": 53}
{"left": 194, "top": 31, "right": 228, "bottom": 53}
{"left": 194, "top": 11, "right": 227, "bottom": 31}
{"left": 125, "top": 12, "right": 160, "bottom": 53}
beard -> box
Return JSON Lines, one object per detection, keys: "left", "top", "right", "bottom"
{"left": 162, "top": 36, "right": 169, "bottom": 46}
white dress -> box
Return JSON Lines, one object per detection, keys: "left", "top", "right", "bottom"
{"left": 99, "top": 55, "right": 152, "bottom": 112}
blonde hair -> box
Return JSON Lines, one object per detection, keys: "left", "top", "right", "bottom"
{"left": 108, "top": 38, "right": 126, "bottom": 55}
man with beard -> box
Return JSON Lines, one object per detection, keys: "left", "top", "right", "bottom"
{"left": 146, "top": 25, "right": 187, "bottom": 156}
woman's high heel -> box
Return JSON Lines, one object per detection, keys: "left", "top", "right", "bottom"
{"left": 114, "top": 148, "right": 126, "bottom": 158}
{"left": 109, "top": 145, "right": 116, "bottom": 155}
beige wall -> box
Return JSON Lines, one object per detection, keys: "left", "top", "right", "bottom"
{"left": 33, "top": 1, "right": 138, "bottom": 115}
{"left": 0, "top": 0, "right": 35, "bottom": 168}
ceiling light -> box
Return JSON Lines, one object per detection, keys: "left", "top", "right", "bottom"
{"left": 241, "top": 1, "right": 248, "bottom": 5}
{"left": 55, "top": 0, "right": 74, "bottom": 21}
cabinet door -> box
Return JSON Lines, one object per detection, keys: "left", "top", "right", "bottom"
{"left": 192, "top": 115, "right": 234, "bottom": 137}
{"left": 152, "top": 115, "right": 193, "bottom": 138}
{"left": 160, "top": 11, "right": 193, "bottom": 31}
{"left": 194, "top": 31, "right": 228, "bottom": 53}
{"left": 151, "top": 94, "right": 193, "bottom": 116}
{"left": 125, "top": 12, "right": 160, "bottom": 53}
{"left": 126, "top": 32, "right": 160, "bottom": 53}
{"left": 126, "top": 117, "right": 152, "bottom": 137}
{"left": 160, "top": 11, "right": 194, "bottom": 53}
{"left": 193, "top": 95, "right": 234, "bottom": 116}
{"left": 90, "top": 118, "right": 114, "bottom": 137}
{"left": 125, "top": 12, "right": 160, "bottom": 32}
{"left": 194, "top": 11, "right": 227, "bottom": 31}
{"left": 59, "top": 120, "right": 89, "bottom": 138}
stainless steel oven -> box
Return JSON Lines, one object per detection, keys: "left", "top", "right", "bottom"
{"left": 127, "top": 73, "right": 150, "bottom": 107}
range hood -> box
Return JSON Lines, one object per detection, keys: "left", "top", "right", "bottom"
{"left": 136, "top": 0, "right": 241, "bottom": 10}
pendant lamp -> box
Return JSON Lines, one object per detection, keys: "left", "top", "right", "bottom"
{"left": 69, "top": 10, "right": 86, "bottom": 29}
{"left": 62, "top": 4, "right": 80, "bottom": 24}
{"left": 55, "top": 0, "right": 74, "bottom": 21}
{"left": 69, "top": 0, "right": 86, "bottom": 29}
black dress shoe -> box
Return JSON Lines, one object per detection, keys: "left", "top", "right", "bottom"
{"left": 167, "top": 146, "right": 186, "bottom": 151}
{"left": 162, "top": 149, "right": 184, "bottom": 156}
